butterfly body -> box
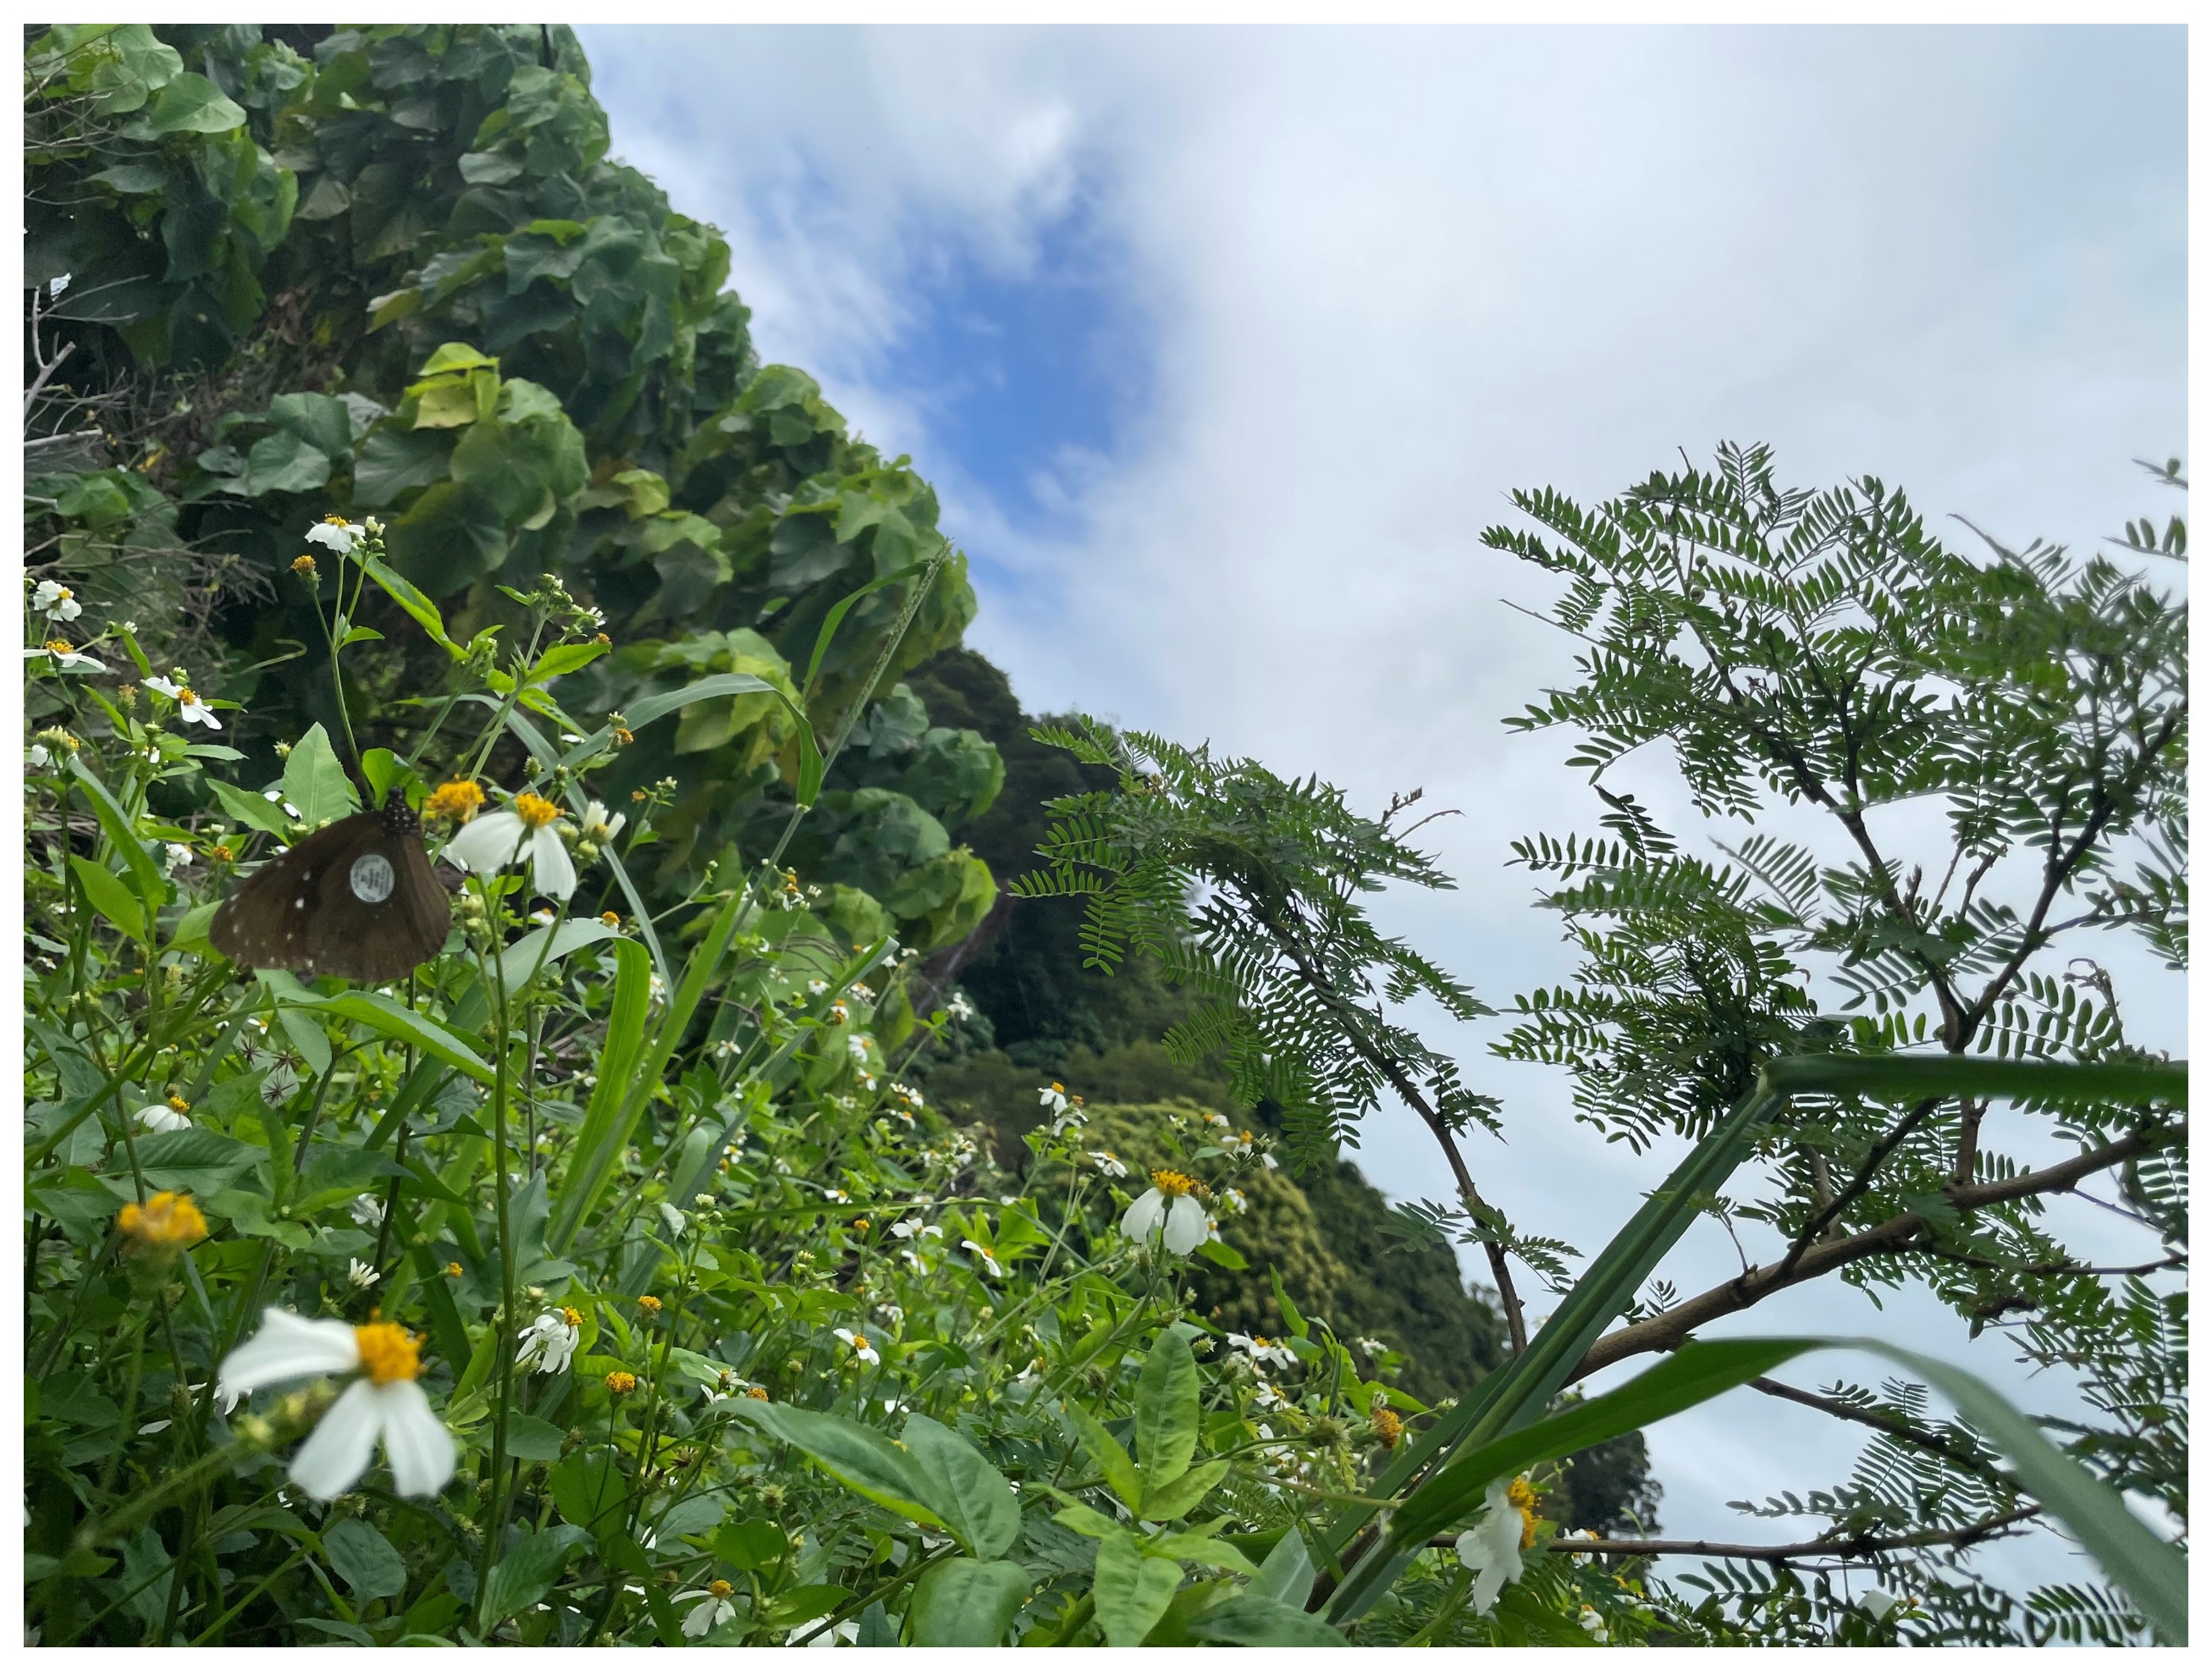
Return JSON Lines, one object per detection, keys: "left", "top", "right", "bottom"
{"left": 211, "top": 786, "right": 450, "bottom": 982}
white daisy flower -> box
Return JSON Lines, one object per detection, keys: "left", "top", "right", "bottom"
{"left": 675, "top": 1580, "right": 736, "bottom": 1638}
{"left": 786, "top": 1618, "right": 858, "bottom": 1648}
{"left": 135, "top": 1101, "right": 191, "bottom": 1133}
{"left": 960, "top": 1238, "right": 1003, "bottom": 1279}
{"left": 1453, "top": 1481, "right": 1526, "bottom": 1616}
{"left": 32, "top": 581, "right": 81, "bottom": 621}
{"left": 305, "top": 517, "right": 366, "bottom": 554}
{"left": 845, "top": 1034, "right": 871, "bottom": 1064}
{"left": 216, "top": 1310, "right": 455, "bottom": 1500}
{"left": 347, "top": 1259, "right": 379, "bottom": 1289}
{"left": 1356, "top": 1337, "right": 1388, "bottom": 1357}
{"left": 516, "top": 1308, "right": 582, "bottom": 1376}
{"left": 578, "top": 799, "right": 626, "bottom": 847}
{"left": 144, "top": 675, "right": 222, "bottom": 729}
{"left": 1578, "top": 1605, "right": 1610, "bottom": 1642}
{"left": 163, "top": 842, "right": 194, "bottom": 872}
{"left": 1037, "top": 1083, "right": 1068, "bottom": 1116}
{"left": 807, "top": 979, "right": 830, "bottom": 996}
{"left": 349, "top": 1194, "right": 385, "bottom": 1230}
{"left": 25, "top": 639, "right": 104, "bottom": 673}
{"left": 1227, "top": 1332, "right": 1299, "bottom": 1372}
{"left": 832, "top": 1327, "right": 880, "bottom": 1366}
{"left": 1121, "top": 1169, "right": 1210, "bottom": 1256}
{"left": 1089, "top": 1150, "right": 1128, "bottom": 1178}
{"left": 888, "top": 1217, "right": 938, "bottom": 1241}
{"left": 947, "top": 994, "right": 974, "bottom": 1022}
{"left": 442, "top": 791, "right": 576, "bottom": 900}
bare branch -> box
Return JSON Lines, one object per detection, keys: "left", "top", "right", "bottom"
{"left": 1571, "top": 1123, "right": 2182, "bottom": 1380}
{"left": 1428, "top": 1505, "right": 2043, "bottom": 1567}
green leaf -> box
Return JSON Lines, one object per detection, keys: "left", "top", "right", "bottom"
{"left": 725, "top": 1402, "right": 942, "bottom": 1531}
{"left": 361, "top": 552, "right": 462, "bottom": 658}
{"left": 1194, "top": 1238, "right": 1247, "bottom": 1270}
{"left": 207, "top": 777, "right": 294, "bottom": 838}
{"left": 548, "top": 936, "right": 654, "bottom": 1252}
{"left": 1135, "top": 1331, "right": 1201, "bottom": 1493}
{"left": 105, "top": 1128, "right": 257, "bottom": 1199}
{"left": 800, "top": 559, "right": 935, "bottom": 700}
{"left": 1138, "top": 1459, "right": 1228, "bottom": 1525}
{"left": 283, "top": 724, "right": 360, "bottom": 828}
{"left": 900, "top": 1414, "right": 1021, "bottom": 1559}
{"left": 1250, "top": 1527, "right": 1316, "bottom": 1607}
{"left": 1058, "top": 1398, "right": 1143, "bottom": 1515}
{"left": 1092, "top": 1530, "right": 1183, "bottom": 1647}
{"left": 504, "top": 1415, "right": 567, "bottom": 1462}
{"left": 481, "top": 1524, "right": 592, "bottom": 1623}
{"left": 69, "top": 855, "right": 146, "bottom": 942}
{"left": 299, "top": 992, "right": 491, "bottom": 1084}
{"left": 321, "top": 1519, "right": 406, "bottom": 1599}
{"left": 906, "top": 1557, "right": 1030, "bottom": 1647}
{"left": 1148, "top": 1530, "right": 1260, "bottom": 1576}
{"left": 548, "top": 1449, "right": 626, "bottom": 1539}
{"left": 67, "top": 758, "right": 168, "bottom": 918}
{"left": 713, "top": 1519, "right": 786, "bottom": 1572}
{"left": 1189, "top": 1593, "right": 1346, "bottom": 1646}
{"left": 529, "top": 640, "right": 607, "bottom": 683}
{"left": 1765, "top": 1052, "right": 2186, "bottom": 1110}
{"left": 239, "top": 430, "right": 332, "bottom": 498}
{"left": 124, "top": 70, "right": 245, "bottom": 135}
{"left": 495, "top": 918, "right": 618, "bottom": 994}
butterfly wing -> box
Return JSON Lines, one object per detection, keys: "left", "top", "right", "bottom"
{"left": 305, "top": 824, "right": 451, "bottom": 984}
{"left": 210, "top": 814, "right": 450, "bottom": 984}
{"left": 209, "top": 813, "right": 381, "bottom": 975}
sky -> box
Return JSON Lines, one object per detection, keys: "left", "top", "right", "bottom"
{"left": 576, "top": 23, "right": 2187, "bottom": 1601}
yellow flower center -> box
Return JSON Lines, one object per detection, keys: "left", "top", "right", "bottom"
{"left": 292, "top": 554, "right": 317, "bottom": 574}
{"left": 515, "top": 792, "right": 560, "bottom": 829}
{"left": 166, "top": 1095, "right": 191, "bottom": 1115}
{"left": 637, "top": 1294, "right": 662, "bottom": 1312}
{"left": 424, "top": 780, "right": 485, "bottom": 821}
{"left": 562, "top": 1306, "right": 582, "bottom": 1328}
{"left": 848, "top": 1334, "right": 870, "bottom": 1354}
{"left": 175, "top": 687, "right": 199, "bottom": 707}
{"left": 605, "top": 1370, "right": 637, "bottom": 1394}
{"left": 354, "top": 1322, "right": 422, "bottom": 1385}
{"left": 323, "top": 515, "right": 351, "bottom": 526}
{"left": 1371, "top": 1408, "right": 1404, "bottom": 1448}
{"left": 43, "top": 639, "right": 73, "bottom": 655}
{"left": 600, "top": 911, "right": 621, "bottom": 927}
{"left": 1508, "top": 1476, "right": 1541, "bottom": 1547}
{"left": 444, "top": 1261, "right": 463, "bottom": 1278}
{"left": 1051, "top": 1082, "right": 1065, "bottom": 1095}
{"left": 746, "top": 1386, "right": 768, "bottom": 1400}
{"left": 117, "top": 1190, "right": 207, "bottom": 1248}
{"left": 707, "top": 1580, "right": 733, "bottom": 1600}
{"left": 1252, "top": 1336, "right": 1274, "bottom": 1349}
{"left": 1150, "top": 1168, "right": 1202, "bottom": 1198}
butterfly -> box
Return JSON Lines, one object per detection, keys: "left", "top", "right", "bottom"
{"left": 211, "top": 785, "right": 452, "bottom": 983}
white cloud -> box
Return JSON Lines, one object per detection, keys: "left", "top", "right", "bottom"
{"left": 579, "top": 22, "right": 2184, "bottom": 1590}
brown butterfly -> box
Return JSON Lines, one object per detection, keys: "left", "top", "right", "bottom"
{"left": 211, "top": 786, "right": 451, "bottom": 983}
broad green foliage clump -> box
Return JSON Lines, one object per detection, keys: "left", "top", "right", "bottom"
{"left": 26, "top": 21, "right": 994, "bottom": 952}
{"left": 23, "top": 19, "right": 2189, "bottom": 1654}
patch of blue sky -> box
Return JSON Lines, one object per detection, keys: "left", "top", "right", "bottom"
{"left": 874, "top": 190, "right": 1146, "bottom": 540}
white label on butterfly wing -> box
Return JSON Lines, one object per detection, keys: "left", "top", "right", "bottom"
{"left": 350, "top": 852, "right": 396, "bottom": 903}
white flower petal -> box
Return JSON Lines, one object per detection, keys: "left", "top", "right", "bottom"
{"left": 1121, "top": 1188, "right": 1165, "bottom": 1244}
{"left": 218, "top": 1310, "right": 359, "bottom": 1401}
{"left": 1165, "top": 1194, "right": 1209, "bottom": 1255}
{"left": 443, "top": 810, "right": 526, "bottom": 878}
{"left": 530, "top": 824, "right": 576, "bottom": 901}
{"left": 373, "top": 1380, "right": 456, "bottom": 1497}
{"left": 287, "top": 1377, "right": 383, "bottom": 1500}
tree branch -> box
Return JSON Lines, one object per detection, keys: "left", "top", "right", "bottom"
{"left": 1439, "top": 1505, "right": 2043, "bottom": 1567}
{"left": 1746, "top": 1377, "right": 2002, "bottom": 1481}
{"left": 1246, "top": 893, "right": 1531, "bottom": 1354}
{"left": 1570, "top": 1123, "right": 2181, "bottom": 1380}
